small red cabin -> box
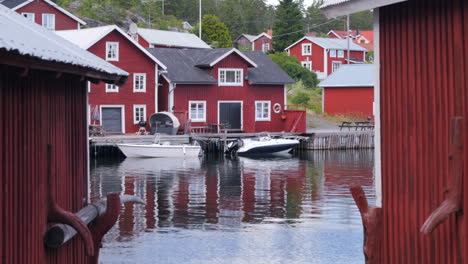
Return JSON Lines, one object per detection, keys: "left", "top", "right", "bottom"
{"left": 0, "top": 6, "right": 127, "bottom": 263}
{"left": 1, "top": 0, "right": 86, "bottom": 30}
{"left": 57, "top": 25, "right": 167, "bottom": 134}
{"left": 318, "top": 64, "right": 374, "bottom": 118}
{"left": 148, "top": 48, "right": 305, "bottom": 133}
{"left": 235, "top": 32, "right": 274, "bottom": 53}
{"left": 285, "top": 37, "right": 367, "bottom": 80}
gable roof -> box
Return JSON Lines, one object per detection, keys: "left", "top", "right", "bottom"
{"left": 56, "top": 25, "right": 167, "bottom": 70}
{"left": 235, "top": 34, "right": 257, "bottom": 43}
{"left": 137, "top": 27, "right": 211, "bottom": 49}
{"left": 318, "top": 64, "right": 374, "bottom": 87}
{"left": 146, "top": 48, "right": 294, "bottom": 85}
{"left": 251, "top": 32, "right": 272, "bottom": 42}
{"left": 321, "top": 0, "right": 407, "bottom": 18}
{"left": 194, "top": 48, "right": 257, "bottom": 68}
{"left": 284, "top": 36, "right": 367, "bottom": 52}
{"left": 0, "top": 5, "right": 127, "bottom": 82}
{"left": 1, "top": 0, "right": 86, "bottom": 25}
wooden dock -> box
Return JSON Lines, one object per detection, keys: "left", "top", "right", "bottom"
{"left": 297, "top": 131, "right": 374, "bottom": 150}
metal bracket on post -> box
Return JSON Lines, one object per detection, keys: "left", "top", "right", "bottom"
{"left": 350, "top": 185, "right": 383, "bottom": 264}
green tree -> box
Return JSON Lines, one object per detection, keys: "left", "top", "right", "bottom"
{"left": 272, "top": 0, "right": 304, "bottom": 51}
{"left": 194, "top": 14, "right": 232, "bottom": 48}
{"left": 269, "top": 52, "right": 318, "bottom": 88}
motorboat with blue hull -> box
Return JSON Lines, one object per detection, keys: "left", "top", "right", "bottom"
{"left": 225, "top": 133, "right": 300, "bottom": 156}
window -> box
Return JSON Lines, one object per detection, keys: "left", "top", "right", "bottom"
{"left": 22, "top": 12, "right": 35, "bottom": 23}
{"left": 338, "top": 50, "right": 344, "bottom": 58}
{"left": 218, "top": 69, "right": 243, "bottom": 86}
{"left": 133, "top": 105, "right": 146, "bottom": 124}
{"left": 106, "top": 42, "right": 119, "bottom": 61}
{"left": 330, "top": 49, "right": 337, "bottom": 58}
{"left": 42, "top": 14, "right": 55, "bottom": 30}
{"left": 262, "top": 43, "right": 270, "bottom": 53}
{"left": 105, "top": 83, "right": 119, "bottom": 92}
{"left": 302, "top": 43, "right": 312, "bottom": 55}
{"left": 133, "top": 73, "right": 146, "bottom": 92}
{"left": 189, "top": 101, "right": 206, "bottom": 122}
{"left": 301, "top": 61, "right": 312, "bottom": 71}
{"left": 332, "top": 61, "right": 342, "bottom": 73}
{"left": 255, "top": 101, "right": 271, "bottom": 121}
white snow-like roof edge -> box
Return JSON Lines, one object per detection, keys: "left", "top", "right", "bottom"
{"left": 251, "top": 32, "right": 272, "bottom": 42}
{"left": 57, "top": 25, "right": 167, "bottom": 70}
{"left": 321, "top": 0, "right": 407, "bottom": 18}
{"left": 0, "top": 5, "right": 127, "bottom": 78}
{"left": 318, "top": 64, "right": 374, "bottom": 87}
{"left": 137, "top": 28, "right": 212, "bottom": 49}
{"left": 12, "top": 0, "right": 86, "bottom": 25}
{"left": 209, "top": 48, "right": 258, "bottom": 68}
{"left": 284, "top": 36, "right": 367, "bottom": 52}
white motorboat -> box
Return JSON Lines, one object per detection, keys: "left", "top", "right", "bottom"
{"left": 117, "top": 143, "right": 202, "bottom": 158}
{"left": 225, "top": 133, "right": 300, "bottom": 156}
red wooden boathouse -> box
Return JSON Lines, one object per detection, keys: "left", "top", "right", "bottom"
{"left": 57, "top": 25, "right": 167, "bottom": 134}
{"left": 0, "top": 6, "right": 127, "bottom": 263}
{"left": 1, "top": 0, "right": 86, "bottom": 30}
{"left": 323, "top": 0, "right": 468, "bottom": 263}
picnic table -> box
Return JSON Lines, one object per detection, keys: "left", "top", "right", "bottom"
{"left": 338, "top": 121, "right": 374, "bottom": 131}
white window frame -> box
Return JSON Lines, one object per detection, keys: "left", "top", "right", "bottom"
{"left": 255, "top": 101, "right": 271, "bottom": 121}
{"left": 133, "top": 105, "right": 146, "bottom": 124}
{"left": 338, "top": 50, "right": 344, "bottom": 58}
{"left": 42, "top": 13, "right": 55, "bottom": 30}
{"left": 301, "top": 61, "right": 312, "bottom": 71}
{"left": 189, "top": 101, "right": 206, "bottom": 122}
{"left": 330, "top": 49, "right": 337, "bottom": 58}
{"left": 332, "top": 61, "right": 342, "bottom": 73}
{"left": 302, "top": 43, "right": 312, "bottom": 55}
{"left": 262, "top": 43, "right": 270, "bottom": 53}
{"left": 106, "top": 42, "right": 119, "bottom": 61}
{"left": 133, "top": 73, "right": 146, "bottom": 92}
{"left": 105, "top": 83, "right": 119, "bottom": 93}
{"left": 218, "top": 68, "right": 243, "bottom": 86}
{"left": 22, "top": 12, "right": 35, "bottom": 22}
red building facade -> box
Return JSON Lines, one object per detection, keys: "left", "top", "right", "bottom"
{"left": 57, "top": 26, "right": 167, "bottom": 134}
{"left": 2, "top": 0, "right": 85, "bottom": 30}
{"left": 235, "top": 32, "right": 273, "bottom": 53}
{"left": 285, "top": 37, "right": 367, "bottom": 80}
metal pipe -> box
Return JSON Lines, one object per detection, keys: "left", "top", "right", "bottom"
{"left": 44, "top": 195, "right": 144, "bottom": 248}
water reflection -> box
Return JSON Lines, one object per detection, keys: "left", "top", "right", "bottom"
{"left": 92, "top": 150, "right": 374, "bottom": 263}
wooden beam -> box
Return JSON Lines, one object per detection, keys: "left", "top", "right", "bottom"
{"left": 322, "top": 0, "right": 408, "bottom": 18}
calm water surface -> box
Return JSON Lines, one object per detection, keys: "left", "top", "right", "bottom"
{"left": 91, "top": 150, "right": 375, "bottom": 264}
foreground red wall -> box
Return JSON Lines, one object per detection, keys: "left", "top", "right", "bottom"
{"left": 0, "top": 66, "right": 88, "bottom": 263}
{"left": 323, "top": 86, "right": 373, "bottom": 117}
{"left": 16, "top": 0, "right": 79, "bottom": 30}
{"left": 379, "top": 0, "right": 468, "bottom": 262}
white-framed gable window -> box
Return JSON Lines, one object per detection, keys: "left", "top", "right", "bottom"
{"left": 332, "top": 61, "right": 342, "bottom": 73}
{"left": 133, "top": 73, "right": 146, "bottom": 92}
{"left": 105, "top": 83, "right": 119, "bottom": 92}
{"left": 22, "top": 12, "right": 35, "bottom": 23}
{"left": 106, "top": 42, "right": 119, "bottom": 61}
{"left": 301, "top": 61, "right": 312, "bottom": 71}
{"left": 262, "top": 43, "right": 270, "bottom": 53}
{"left": 255, "top": 101, "right": 271, "bottom": 121}
{"left": 42, "top": 14, "right": 55, "bottom": 30}
{"left": 218, "top": 68, "right": 243, "bottom": 86}
{"left": 302, "top": 43, "right": 312, "bottom": 55}
{"left": 133, "top": 105, "right": 146, "bottom": 124}
{"left": 330, "top": 49, "right": 337, "bottom": 58}
{"left": 338, "top": 50, "right": 344, "bottom": 58}
{"left": 189, "top": 101, "right": 206, "bottom": 122}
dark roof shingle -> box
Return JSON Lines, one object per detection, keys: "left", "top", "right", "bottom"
{"left": 0, "top": 0, "right": 28, "bottom": 9}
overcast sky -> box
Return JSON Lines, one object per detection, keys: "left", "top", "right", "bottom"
{"left": 265, "top": 0, "right": 315, "bottom": 8}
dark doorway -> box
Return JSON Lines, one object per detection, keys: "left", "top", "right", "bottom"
{"left": 101, "top": 107, "right": 123, "bottom": 134}
{"left": 219, "top": 102, "right": 242, "bottom": 131}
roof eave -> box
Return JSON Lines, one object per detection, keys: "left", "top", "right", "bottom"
{"left": 250, "top": 81, "right": 295, "bottom": 85}
{"left": 321, "top": 0, "right": 408, "bottom": 18}
{"left": 318, "top": 84, "right": 374, "bottom": 87}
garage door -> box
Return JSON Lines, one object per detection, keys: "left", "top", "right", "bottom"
{"left": 101, "top": 107, "right": 123, "bottom": 134}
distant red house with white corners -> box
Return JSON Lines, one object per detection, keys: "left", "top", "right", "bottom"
{"left": 318, "top": 64, "right": 374, "bottom": 118}
{"left": 1, "top": 0, "right": 85, "bottom": 30}
{"left": 57, "top": 25, "right": 167, "bottom": 134}
{"left": 328, "top": 30, "right": 374, "bottom": 51}
{"left": 235, "top": 31, "right": 274, "bottom": 53}
{"left": 147, "top": 48, "right": 306, "bottom": 133}
{"left": 284, "top": 37, "right": 367, "bottom": 80}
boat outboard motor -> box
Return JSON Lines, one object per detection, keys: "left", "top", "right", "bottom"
{"left": 225, "top": 138, "right": 243, "bottom": 155}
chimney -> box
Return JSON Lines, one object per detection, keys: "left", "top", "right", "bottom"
{"left": 266, "top": 29, "right": 273, "bottom": 36}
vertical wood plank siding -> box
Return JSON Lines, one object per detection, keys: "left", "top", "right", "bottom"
{"left": 380, "top": 0, "right": 466, "bottom": 262}
{"left": 0, "top": 66, "right": 88, "bottom": 263}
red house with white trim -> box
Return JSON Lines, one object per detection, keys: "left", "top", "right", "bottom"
{"left": 147, "top": 48, "right": 305, "bottom": 133}
{"left": 284, "top": 37, "right": 367, "bottom": 80}
{"left": 318, "top": 64, "right": 374, "bottom": 118}
{"left": 235, "top": 31, "right": 274, "bottom": 53}
{"left": 328, "top": 30, "right": 374, "bottom": 51}
{"left": 1, "top": 0, "right": 85, "bottom": 30}
{"left": 57, "top": 25, "right": 167, "bottom": 134}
